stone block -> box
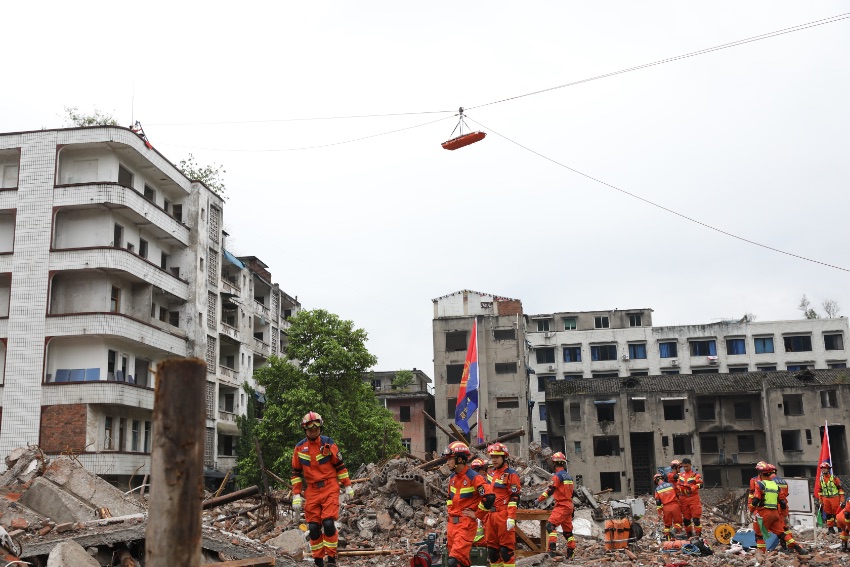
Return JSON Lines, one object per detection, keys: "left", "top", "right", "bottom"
{"left": 46, "top": 540, "right": 99, "bottom": 567}
{"left": 19, "top": 477, "right": 96, "bottom": 524}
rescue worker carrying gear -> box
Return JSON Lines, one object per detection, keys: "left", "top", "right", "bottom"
{"left": 748, "top": 462, "right": 769, "bottom": 514}
{"left": 444, "top": 442, "right": 495, "bottom": 567}
{"left": 485, "top": 443, "right": 521, "bottom": 567}
{"left": 290, "top": 411, "right": 353, "bottom": 567}
{"left": 837, "top": 498, "right": 850, "bottom": 551}
{"left": 667, "top": 460, "right": 681, "bottom": 485}
{"left": 536, "top": 452, "right": 576, "bottom": 558}
{"left": 654, "top": 473, "right": 683, "bottom": 541}
{"left": 816, "top": 461, "right": 844, "bottom": 533}
{"left": 770, "top": 469, "right": 793, "bottom": 549}
{"left": 677, "top": 458, "right": 704, "bottom": 537}
{"left": 752, "top": 464, "right": 808, "bottom": 555}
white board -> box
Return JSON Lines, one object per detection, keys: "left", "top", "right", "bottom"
{"left": 785, "top": 478, "right": 812, "bottom": 513}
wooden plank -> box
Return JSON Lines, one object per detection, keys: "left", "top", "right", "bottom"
{"left": 215, "top": 557, "right": 275, "bottom": 566}
{"left": 514, "top": 524, "right": 541, "bottom": 552}
{"left": 516, "top": 509, "right": 551, "bottom": 521}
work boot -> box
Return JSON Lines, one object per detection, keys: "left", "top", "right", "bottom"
{"left": 793, "top": 545, "right": 809, "bottom": 555}
{"left": 314, "top": 559, "right": 324, "bottom": 567}
{"left": 566, "top": 548, "right": 575, "bottom": 559}
{"left": 842, "top": 540, "right": 848, "bottom": 552}
{"left": 327, "top": 557, "right": 336, "bottom": 565}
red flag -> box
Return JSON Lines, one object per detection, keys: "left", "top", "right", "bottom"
{"left": 816, "top": 420, "right": 832, "bottom": 487}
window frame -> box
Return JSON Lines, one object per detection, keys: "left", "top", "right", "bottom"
{"left": 594, "top": 316, "right": 610, "bottom": 329}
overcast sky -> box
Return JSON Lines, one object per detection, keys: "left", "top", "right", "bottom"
{"left": 4, "top": 2, "right": 849, "bottom": 376}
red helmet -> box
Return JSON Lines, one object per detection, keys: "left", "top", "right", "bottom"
{"left": 301, "top": 411, "right": 323, "bottom": 429}
{"left": 487, "top": 442, "right": 509, "bottom": 458}
{"left": 820, "top": 461, "right": 832, "bottom": 469}
{"left": 758, "top": 463, "right": 776, "bottom": 473}
{"left": 551, "top": 452, "right": 567, "bottom": 464}
{"left": 470, "top": 458, "right": 486, "bottom": 470}
{"left": 445, "top": 441, "right": 471, "bottom": 459}
{"left": 755, "top": 461, "right": 767, "bottom": 471}
{"left": 653, "top": 473, "right": 664, "bottom": 484}
{"left": 670, "top": 460, "right": 681, "bottom": 468}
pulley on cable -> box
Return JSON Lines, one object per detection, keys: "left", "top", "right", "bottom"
{"left": 441, "top": 107, "right": 486, "bottom": 150}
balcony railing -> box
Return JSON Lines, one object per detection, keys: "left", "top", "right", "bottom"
{"left": 220, "top": 322, "right": 239, "bottom": 340}
{"left": 253, "top": 338, "right": 270, "bottom": 357}
{"left": 218, "top": 366, "right": 239, "bottom": 384}
{"left": 218, "top": 410, "right": 237, "bottom": 422}
{"left": 221, "top": 277, "right": 241, "bottom": 294}
{"left": 254, "top": 301, "right": 270, "bottom": 318}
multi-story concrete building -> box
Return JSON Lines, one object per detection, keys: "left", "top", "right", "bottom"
{"left": 527, "top": 309, "right": 849, "bottom": 446}
{"left": 432, "top": 290, "right": 529, "bottom": 456}
{"left": 0, "top": 126, "right": 299, "bottom": 483}
{"left": 365, "top": 369, "right": 436, "bottom": 459}
{"left": 544, "top": 369, "right": 850, "bottom": 496}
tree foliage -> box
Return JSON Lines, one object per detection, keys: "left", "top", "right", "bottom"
{"left": 392, "top": 369, "right": 415, "bottom": 390}
{"left": 798, "top": 294, "right": 820, "bottom": 319}
{"left": 63, "top": 106, "right": 118, "bottom": 127}
{"left": 234, "top": 383, "right": 261, "bottom": 488}
{"left": 236, "top": 309, "right": 402, "bottom": 488}
{"left": 177, "top": 153, "right": 227, "bottom": 200}
{"left": 822, "top": 299, "right": 842, "bottom": 319}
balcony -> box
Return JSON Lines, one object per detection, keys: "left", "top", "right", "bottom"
{"left": 220, "top": 322, "right": 239, "bottom": 341}
{"left": 216, "top": 455, "right": 238, "bottom": 472}
{"left": 221, "top": 277, "right": 241, "bottom": 295}
{"left": 53, "top": 183, "right": 189, "bottom": 247}
{"left": 42, "top": 380, "right": 155, "bottom": 410}
{"left": 252, "top": 338, "right": 270, "bottom": 358}
{"left": 45, "top": 313, "right": 188, "bottom": 357}
{"left": 218, "top": 365, "right": 239, "bottom": 385}
{"left": 254, "top": 301, "right": 270, "bottom": 319}
{"left": 74, "top": 452, "right": 151, "bottom": 477}
{"left": 218, "top": 410, "right": 237, "bottom": 422}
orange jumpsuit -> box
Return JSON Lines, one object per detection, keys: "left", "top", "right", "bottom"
{"left": 666, "top": 469, "right": 680, "bottom": 485}
{"left": 747, "top": 475, "right": 760, "bottom": 513}
{"left": 838, "top": 500, "right": 850, "bottom": 545}
{"left": 816, "top": 473, "right": 844, "bottom": 529}
{"left": 539, "top": 467, "right": 576, "bottom": 554}
{"left": 677, "top": 469, "right": 703, "bottom": 536}
{"left": 291, "top": 434, "right": 351, "bottom": 562}
{"left": 447, "top": 465, "right": 492, "bottom": 567}
{"left": 485, "top": 464, "right": 521, "bottom": 567}
{"left": 752, "top": 477, "right": 800, "bottom": 552}
{"left": 655, "top": 481, "right": 683, "bottom": 540}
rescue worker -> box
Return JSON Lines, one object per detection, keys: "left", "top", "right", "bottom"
{"left": 751, "top": 463, "right": 808, "bottom": 554}
{"left": 469, "top": 458, "right": 488, "bottom": 543}
{"left": 290, "top": 412, "right": 354, "bottom": 567}
{"left": 667, "top": 460, "right": 681, "bottom": 485}
{"left": 444, "top": 441, "right": 495, "bottom": 567}
{"left": 536, "top": 452, "right": 576, "bottom": 558}
{"left": 677, "top": 458, "right": 703, "bottom": 537}
{"left": 837, "top": 498, "right": 850, "bottom": 551}
{"left": 815, "top": 461, "right": 845, "bottom": 533}
{"left": 653, "top": 473, "right": 683, "bottom": 541}
{"left": 770, "top": 468, "right": 792, "bottom": 549}
{"left": 747, "top": 461, "right": 769, "bottom": 515}
{"left": 484, "top": 443, "right": 521, "bottom": 567}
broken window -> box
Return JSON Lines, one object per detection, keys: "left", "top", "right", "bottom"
{"left": 825, "top": 334, "right": 844, "bottom": 351}
{"left": 569, "top": 403, "right": 581, "bottom": 422}
{"left": 631, "top": 398, "right": 645, "bottom": 413}
{"left": 783, "top": 394, "right": 803, "bottom": 416}
{"left": 497, "top": 397, "right": 520, "bottom": 409}
{"left": 596, "top": 402, "right": 615, "bottom": 423}
{"left": 445, "top": 331, "right": 468, "bottom": 352}
{"left": 628, "top": 343, "right": 647, "bottom": 359}
{"left": 690, "top": 340, "right": 717, "bottom": 356}
{"left": 399, "top": 406, "right": 411, "bottom": 422}
{"left": 738, "top": 434, "right": 756, "bottom": 453}
{"left": 494, "top": 328, "right": 515, "bottom": 341}
{"left": 447, "top": 398, "right": 457, "bottom": 416}
{"left": 734, "top": 402, "right": 752, "bottom": 420}
{"left": 594, "top": 316, "right": 609, "bottom": 329}
{"left": 781, "top": 430, "right": 802, "bottom": 452}
{"left": 536, "top": 319, "right": 551, "bottom": 332}
{"left": 703, "top": 468, "right": 721, "bottom": 488}
{"left": 536, "top": 348, "right": 555, "bottom": 364}
{"left": 821, "top": 390, "right": 838, "bottom": 408}
{"left": 563, "top": 317, "right": 577, "bottom": 330}
{"left": 784, "top": 335, "right": 813, "bottom": 352}
{"left": 593, "top": 436, "right": 620, "bottom": 456}
{"left": 697, "top": 401, "right": 715, "bottom": 421}
{"left": 754, "top": 336, "right": 774, "bottom": 354}
{"left": 563, "top": 346, "right": 581, "bottom": 362}
{"left": 700, "top": 435, "right": 719, "bottom": 453}
{"left": 143, "top": 185, "right": 155, "bottom": 203}
{"left": 446, "top": 364, "right": 464, "bottom": 384}
{"left": 659, "top": 342, "right": 678, "bottom": 358}
{"left": 591, "top": 344, "right": 617, "bottom": 361}
{"left": 495, "top": 362, "right": 517, "bottom": 374}
{"left": 663, "top": 400, "right": 685, "bottom": 421}
{"left": 599, "top": 472, "right": 621, "bottom": 492}
{"left": 629, "top": 314, "right": 642, "bottom": 327}
{"left": 131, "top": 420, "right": 140, "bottom": 451}
{"left": 104, "top": 417, "right": 114, "bottom": 450}
{"left": 673, "top": 434, "right": 692, "bottom": 455}
{"left": 726, "top": 338, "right": 746, "bottom": 355}
{"left": 118, "top": 164, "right": 133, "bottom": 187}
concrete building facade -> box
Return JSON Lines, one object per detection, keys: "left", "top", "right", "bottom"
{"left": 432, "top": 290, "right": 528, "bottom": 457}
{"left": 0, "top": 126, "right": 300, "bottom": 481}
{"left": 365, "top": 369, "right": 436, "bottom": 459}
{"left": 544, "top": 369, "right": 850, "bottom": 496}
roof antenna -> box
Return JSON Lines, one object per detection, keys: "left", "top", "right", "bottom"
{"left": 131, "top": 80, "right": 135, "bottom": 127}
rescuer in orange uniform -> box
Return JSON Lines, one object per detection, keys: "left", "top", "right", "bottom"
{"left": 676, "top": 458, "right": 703, "bottom": 537}
{"left": 290, "top": 412, "right": 354, "bottom": 567}
{"left": 485, "top": 443, "right": 521, "bottom": 567}
{"left": 751, "top": 463, "right": 808, "bottom": 554}
{"left": 469, "top": 458, "right": 488, "bottom": 543}
{"left": 653, "top": 473, "right": 683, "bottom": 540}
{"left": 536, "top": 452, "right": 576, "bottom": 558}
{"left": 667, "top": 460, "right": 681, "bottom": 485}
{"left": 747, "top": 461, "right": 768, "bottom": 515}
{"left": 816, "top": 461, "right": 845, "bottom": 533}
{"left": 444, "top": 441, "right": 495, "bottom": 567}
{"left": 837, "top": 499, "right": 850, "bottom": 551}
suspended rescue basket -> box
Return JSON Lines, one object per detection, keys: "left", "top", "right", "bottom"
{"left": 441, "top": 107, "right": 486, "bottom": 150}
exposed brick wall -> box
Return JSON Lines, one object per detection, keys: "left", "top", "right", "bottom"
{"left": 40, "top": 404, "right": 87, "bottom": 453}
{"left": 496, "top": 300, "right": 523, "bottom": 316}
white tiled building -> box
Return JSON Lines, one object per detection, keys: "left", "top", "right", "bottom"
{"left": 526, "top": 309, "right": 849, "bottom": 447}
{"left": 0, "top": 126, "right": 299, "bottom": 482}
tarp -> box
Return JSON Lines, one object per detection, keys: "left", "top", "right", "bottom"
{"left": 223, "top": 249, "right": 245, "bottom": 269}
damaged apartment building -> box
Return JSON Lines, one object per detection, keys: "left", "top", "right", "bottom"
{"left": 0, "top": 126, "right": 299, "bottom": 484}
{"left": 544, "top": 369, "right": 850, "bottom": 496}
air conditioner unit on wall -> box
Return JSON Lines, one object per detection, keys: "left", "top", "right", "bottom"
{"left": 544, "top": 332, "right": 553, "bottom": 339}
{"left": 621, "top": 354, "right": 630, "bottom": 361}
{"left": 548, "top": 365, "right": 556, "bottom": 372}
{"left": 671, "top": 359, "right": 679, "bottom": 366}
{"left": 708, "top": 356, "right": 719, "bottom": 365}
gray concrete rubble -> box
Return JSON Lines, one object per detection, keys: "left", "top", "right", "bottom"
{"left": 46, "top": 539, "right": 100, "bottom": 567}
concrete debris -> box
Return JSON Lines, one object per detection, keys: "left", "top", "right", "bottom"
{"left": 46, "top": 539, "right": 99, "bottom": 567}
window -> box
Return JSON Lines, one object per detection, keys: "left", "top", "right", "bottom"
{"left": 496, "top": 397, "right": 520, "bottom": 409}
{"left": 690, "top": 340, "right": 717, "bottom": 356}
{"left": 445, "top": 331, "right": 468, "bottom": 352}
{"left": 401, "top": 438, "right": 411, "bottom": 451}
{"left": 628, "top": 343, "right": 647, "bottom": 359}
{"left": 138, "top": 238, "right": 148, "bottom": 259}
{"left": 830, "top": 362, "right": 848, "bottom": 369}
{"left": 169, "top": 311, "right": 179, "bottom": 328}
{"left": 806, "top": 429, "right": 813, "bottom": 444}
{"left": 592, "top": 372, "right": 620, "bottom": 378}
{"left": 738, "top": 434, "right": 756, "bottom": 452}
{"left": 172, "top": 204, "right": 183, "bottom": 222}
{"left": 825, "top": 334, "right": 845, "bottom": 351}
{"left": 495, "top": 362, "right": 517, "bottom": 374}
{"left": 564, "top": 374, "right": 582, "bottom": 380}
{"left": 728, "top": 367, "right": 748, "bottom": 374}
{"left": 118, "top": 418, "right": 126, "bottom": 451}
{"left": 697, "top": 401, "right": 715, "bottom": 421}
{"left": 563, "top": 317, "right": 576, "bottom": 330}
{"left": 662, "top": 370, "right": 680, "bottom": 375}
{"left": 573, "top": 440, "right": 580, "bottom": 453}
{"left": 673, "top": 434, "right": 692, "bottom": 455}
{"left": 631, "top": 398, "right": 645, "bottom": 412}
{"left": 562, "top": 346, "right": 581, "bottom": 363}
{"left": 494, "top": 329, "right": 516, "bottom": 341}
{"left": 663, "top": 400, "right": 684, "bottom": 420}
{"left": 131, "top": 420, "right": 140, "bottom": 452}
{"left": 143, "top": 185, "right": 155, "bottom": 202}
{"left": 537, "top": 375, "right": 554, "bottom": 392}
{"left": 599, "top": 472, "right": 621, "bottom": 492}
{"left": 538, "top": 405, "right": 547, "bottom": 421}
{"left": 594, "top": 316, "right": 609, "bottom": 329}
{"left": 536, "top": 319, "right": 551, "bottom": 332}
{"left": 104, "top": 417, "right": 114, "bottom": 450}
{"left": 569, "top": 403, "right": 581, "bottom": 421}
{"left": 693, "top": 368, "right": 719, "bottom": 375}
{"left": 118, "top": 164, "right": 133, "bottom": 187}
{"left": 107, "top": 350, "right": 117, "bottom": 380}
{"left": 446, "top": 364, "right": 464, "bottom": 384}
{"left": 784, "top": 335, "right": 813, "bottom": 352}
{"left": 144, "top": 421, "right": 151, "bottom": 453}
{"left": 726, "top": 339, "right": 746, "bottom": 355}
{"left": 703, "top": 468, "right": 721, "bottom": 487}
{"left": 754, "top": 337, "right": 775, "bottom": 354}
{"left": 701, "top": 435, "right": 719, "bottom": 453}
{"left": 113, "top": 224, "right": 124, "bottom": 248}
{"left": 591, "top": 344, "right": 617, "bottom": 361}
{"left": 536, "top": 348, "right": 555, "bottom": 364}
{"left": 787, "top": 364, "right": 812, "bottom": 371}
{"left": 781, "top": 430, "right": 802, "bottom": 452}
{"left": 783, "top": 394, "right": 803, "bottom": 416}
{"left": 659, "top": 342, "right": 678, "bottom": 358}
{"left": 552, "top": 405, "right": 565, "bottom": 426}
{"left": 159, "top": 306, "right": 167, "bottom": 322}
{"left": 593, "top": 436, "right": 620, "bottom": 456}
{"left": 163, "top": 199, "right": 171, "bottom": 214}
{"left": 135, "top": 358, "right": 150, "bottom": 387}
{"left": 160, "top": 252, "right": 168, "bottom": 270}
{"left": 596, "top": 403, "right": 615, "bottom": 423}
{"left": 734, "top": 402, "right": 752, "bottom": 420}
{"left": 630, "top": 371, "right": 648, "bottom": 376}
{"left": 399, "top": 406, "right": 411, "bottom": 422}
{"left": 821, "top": 390, "right": 838, "bottom": 408}
{"left": 447, "top": 398, "right": 457, "bottom": 416}
{"left": 110, "top": 286, "right": 121, "bottom": 312}
{"left": 2, "top": 164, "right": 19, "bottom": 188}
{"left": 629, "top": 313, "right": 642, "bottom": 327}
{"left": 757, "top": 365, "right": 777, "bottom": 372}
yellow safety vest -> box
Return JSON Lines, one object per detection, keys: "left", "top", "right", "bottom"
{"left": 821, "top": 477, "right": 840, "bottom": 497}
{"left": 761, "top": 480, "right": 779, "bottom": 509}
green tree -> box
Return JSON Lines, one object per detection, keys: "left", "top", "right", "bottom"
{"left": 236, "top": 309, "right": 402, "bottom": 488}
{"left": 177, "top": 153, "right": 227, "bottom": 200}
{"left": 234, "top": 383, "right": 261, "bottom": 488}
{"left": 392, "top": 369, "right": 415, "bottom": 390}
{"left": 63, "top": 106, "right": 118, "bottom": 127}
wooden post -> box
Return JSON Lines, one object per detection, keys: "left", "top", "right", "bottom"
{"left": 145, "top": 358, "right": 207, "bottom": 567}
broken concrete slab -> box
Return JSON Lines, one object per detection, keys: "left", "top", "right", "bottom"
{"left": 267, "top": 529, "right": 307, "bottom": 561}
{"left": 46, "top": 539, "right": 100, "bottom": 567}
{"left": 41, "top": 458, "right": 145, "bottom": 517}
{"left": 19, "top": 476, "right": 97, "bottom": 524}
